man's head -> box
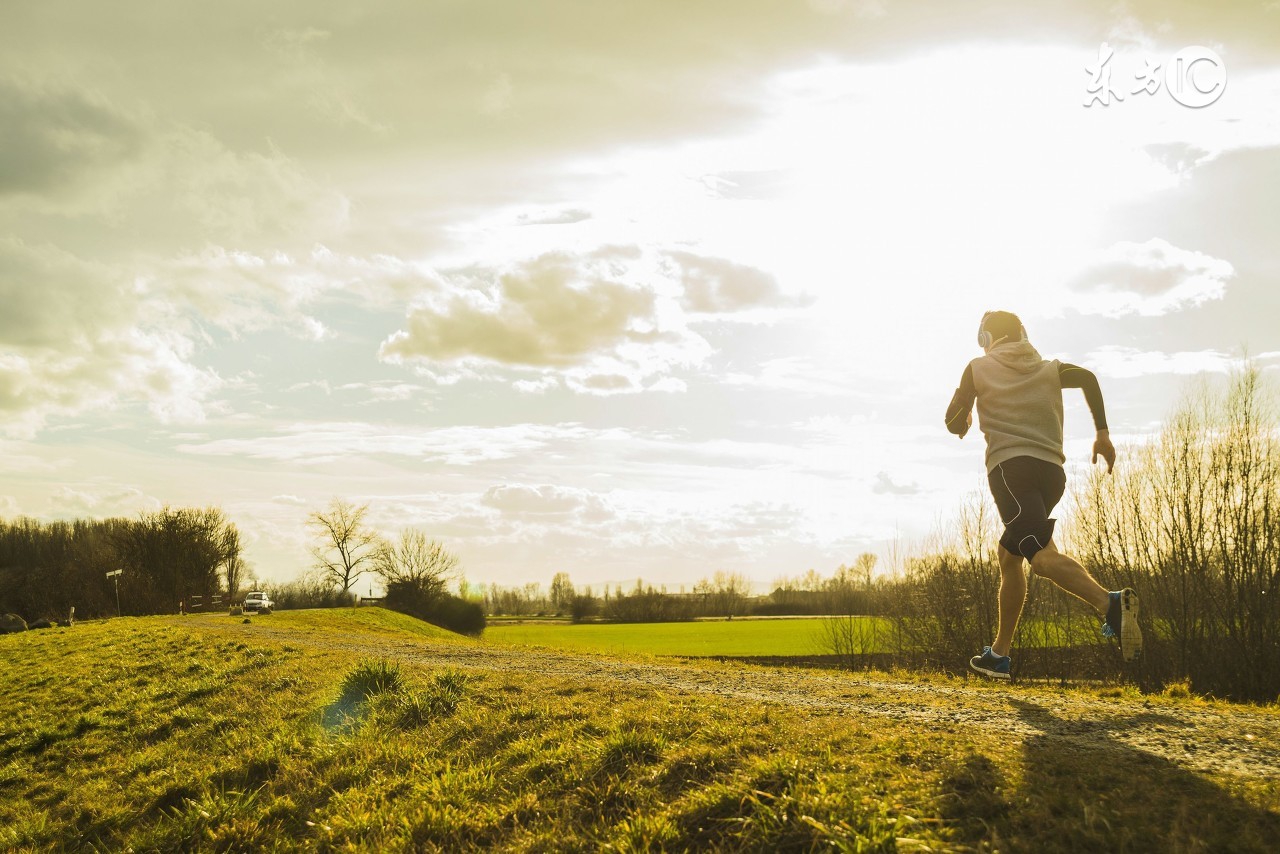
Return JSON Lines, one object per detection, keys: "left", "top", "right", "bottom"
{"left": 977, "top": 310, "right": 1026, "bottom": 351}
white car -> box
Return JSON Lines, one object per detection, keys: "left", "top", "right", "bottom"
{"left": 242, "top": 591, "right": 274, "bottom": 614}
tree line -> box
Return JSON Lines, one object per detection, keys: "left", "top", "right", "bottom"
{"left": 480, "top": 563, "right": 881, "bottom": 623}
{"left": 0, "top": 497, "right": 477, "bottom": 633}
{"left": 0, "top": 508, "right": 241, "bottom": 620}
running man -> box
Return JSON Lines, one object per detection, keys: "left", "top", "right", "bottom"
{"left": 944, "top": 310, "right": 1141, "bottom": 680}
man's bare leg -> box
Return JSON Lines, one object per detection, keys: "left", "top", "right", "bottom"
{"left": 1028, "top": 540, "right": 1109, "bottom": 613}
{"left": 991, "top": 545, "right": 1025, "bottom": 658}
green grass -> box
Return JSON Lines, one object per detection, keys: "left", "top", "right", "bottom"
{"left": 1, "top": 609, "right": 1276, "bottom": 851}
{"left": 487, "top": 615, "right": 1118, "bottom": 659}
{"left": 487, "top": 617, "right": 882, "bottom": 657}
{"left": 262, "top": 606, "right": 464, "bottom": 640}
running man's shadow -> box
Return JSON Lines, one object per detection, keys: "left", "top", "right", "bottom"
{"left": 990, "top": 699, "right": 1280, "bottom": 852}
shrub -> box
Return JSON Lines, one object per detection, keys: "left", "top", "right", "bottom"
{"left": 325, "top": 658, "right": 407, "bottom": 728}
{"left": 569, "top": 592, "right": 598, "bottom": 623}
{"left": 603, "top": 584, "right": 695, "bottom": 622}
{"left": 383, "top": 671, "right": 469, "bottom": 729}
{"left": 384, "top": 580, "right": 485, "bottom": 636}
{"left": 428, "top": 594, "right": 486, "bottom": 636}
{"left": 271, "top": 572, "right": 356, "bottom": 610}
{"left": 340, "top": 659, "right": 406, "bottom": 703}
{"left": 1071, "top": 365, "right": 1280, "bottom": 701}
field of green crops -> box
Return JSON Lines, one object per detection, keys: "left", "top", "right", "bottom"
{"left": 486, "top": 617, "right": 888, "bottom": 657}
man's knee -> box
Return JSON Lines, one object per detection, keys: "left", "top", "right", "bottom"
{"left": 999, "top": 519, "right": 1056, "bottom": 561}
{"left": 1028, "top": 540, "right": 1060, "bottom": 576}
{"left": 998, "top": 547, "right": 1024, "bottom": 574}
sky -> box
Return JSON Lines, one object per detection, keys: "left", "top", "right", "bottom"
{"left": 3, "top": 1, "right": 1279, "bottom": 593}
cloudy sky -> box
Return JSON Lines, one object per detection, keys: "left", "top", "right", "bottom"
{"left": 3, "top": 2, "right": 1279, "bottom": 592}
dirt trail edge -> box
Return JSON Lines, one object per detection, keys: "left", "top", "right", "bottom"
{"left": 188, "top": 619, "right": 1280, "bottom": 782}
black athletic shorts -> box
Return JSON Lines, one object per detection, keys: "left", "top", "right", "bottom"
{"left": 987, "top": 456, "right": 1066, "bottom": 560}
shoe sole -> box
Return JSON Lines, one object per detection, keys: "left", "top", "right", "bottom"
{"left": 969, "top": 658, "right": 1011, "bottom": 680}
{"left": 1120, "top": 587, "right": 1143, "bottom": 662}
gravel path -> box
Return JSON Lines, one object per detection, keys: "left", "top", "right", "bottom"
{"left": 188, "top": 619, "right": 1280, "bottom": 782}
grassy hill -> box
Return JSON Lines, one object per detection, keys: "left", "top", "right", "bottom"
{"left": 2, "top": 608, "right": 1277, "bottom": 851}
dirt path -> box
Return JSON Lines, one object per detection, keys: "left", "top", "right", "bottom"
{"left": 189, "top": 619, "right": 1280, "bottom": 782}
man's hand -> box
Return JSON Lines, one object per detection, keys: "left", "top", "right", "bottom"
{"left": 957, "top": 411, "right": 972, "bottom": 439}
{"left": 1092, "top": 430, "right": 1115, "bottom": 474}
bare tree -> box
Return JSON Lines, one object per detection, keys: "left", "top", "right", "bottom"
{"left": 1071, "top": 363, "right": 1280, "bottom": 699}
{"left": 374, "top": 529, "right": 459, "bottom": 599}
{"left": 821, "top": 553, "right": 882, "bottom": 669}
{"left": 549, "top": 572, "right": 574, "bottom": 614}
{"left": 695, "top": 570, "right": 751, "bottom": 617}
{"left": 307, "top": 499, "right": 382, "bottom": 593}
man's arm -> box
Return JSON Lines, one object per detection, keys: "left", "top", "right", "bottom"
{"left": 945, "top": 363, "right": 976, "bottom": 438}
{"left": 1059, "top": 363, "right": 1115, "bottom": 472}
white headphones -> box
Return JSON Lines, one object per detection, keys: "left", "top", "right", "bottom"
{"left": 977, "top": 311, "right": 1027, "bottom": 350}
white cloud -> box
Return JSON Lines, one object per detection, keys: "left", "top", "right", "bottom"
{"left": 481, "top": 483, "right": 615, "bottom": 520}
{"left": 156, "top": 130, "right": 349, "bottom": 245}
{"left": 429, "top": 488, "right": 822, "bottom": 585}
{"left": 512, "top": 375, "right": 559, "bottom": 394}
{"left": 872, "top": 471, "right": 921, "bottom": 496}
{"left": 365, "top": 383, "right": 424, "bottom": 402}
{"left": 0, "top": 238, "right": 140, "bottom": 349}
{"left": 665, "top": 250, "right": 801, "bottom": 314}
{"left": 0, "top": 238, "right": 224, "bottom": 436}
{"left": 1067, "top": 238, "right": 1235, "bottom": 316}
{"left": 375, "top": 247, "right": 801, "bottom": 396}
{"left": 0, "top": 75, "right": 369, "bottom": 436}
{"left": 176, "top": 421, "right": 600, "bottom": 465}
{"left": 0, "top": 77, "right": 349, "bottom": 244}
{"left": 592, "top": 500, "right": 818, "bottom": 570}
{"left": 152, "top": 244, "right": 440, "bottom": 339}
{"left": 48, "top": 483, "right": 158, "bottom": 518}
{"left": 0, "top": 438, "right": 62, "bottom": 475}
{"left": 515, "top": 208, "right": 592, "bottom": 226}
{"left": 381, "top": 249, "right": 667, "bottom": 367}
{"left": 0, "top": 76, "right": 142, "bottom": 198}
{"left": 379, "top": 248, "right": 723, "bottom": 393}
{"left": 1083, "top": 346, "right": 1238, "bottom": 378}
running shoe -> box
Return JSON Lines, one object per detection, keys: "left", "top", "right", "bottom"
{"left": 969, "top": 646, "right": 1011, "bottom": 680}
{"left": 1101, "top": 588, "right": 1143, "bottom": 662}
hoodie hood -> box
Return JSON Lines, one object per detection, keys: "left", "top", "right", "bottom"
{"left": 985, "top": 340, "right": 1045, "bottom": 374}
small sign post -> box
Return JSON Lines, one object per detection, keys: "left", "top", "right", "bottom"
{"left": 106, "top": 569, "right": 123, "bottom": 617}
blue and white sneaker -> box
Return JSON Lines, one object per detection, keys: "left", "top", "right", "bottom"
{"left": 1102, "top": 588, "right": 1143, "bottom": 662}
{"left": 969, "top": 646, "right": 1011, "bottom": 680}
